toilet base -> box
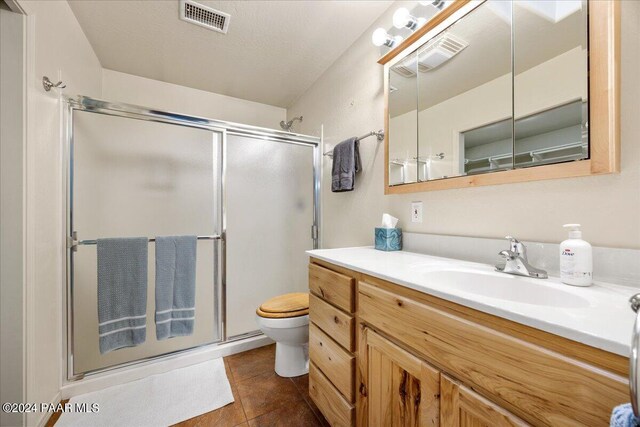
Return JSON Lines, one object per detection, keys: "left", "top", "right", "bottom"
{"left": 275, "top": 342, "right": 309, "bottom": 377}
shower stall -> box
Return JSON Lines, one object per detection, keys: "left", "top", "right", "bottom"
{"left": 64, "top": 96, "right": 320, "bottom": 379}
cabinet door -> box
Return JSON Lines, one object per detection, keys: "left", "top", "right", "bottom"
{"left": 440, "top": 375, "right": 528, "bottom": 427}
{"left": 365, "top": 328, "right": 440, "bottom": 426}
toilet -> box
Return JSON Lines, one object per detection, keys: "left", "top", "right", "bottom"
{"left": 256, "top": 293, "right": 309, "bottom": 377}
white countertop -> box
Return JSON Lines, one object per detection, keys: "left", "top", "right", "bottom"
{"left": 307, "top": 246, "right": 638, "bottom": 357}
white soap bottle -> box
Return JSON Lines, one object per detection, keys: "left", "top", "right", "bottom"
{"left": 559, "top": 224, "right": 593, "bottom": 287}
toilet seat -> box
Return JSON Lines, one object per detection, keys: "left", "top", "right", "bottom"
{"left": 256, "top": 293, "right": 309, "bottom": 318}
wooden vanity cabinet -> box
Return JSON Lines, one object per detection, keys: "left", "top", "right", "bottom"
{"left": 363, "top": 327, "right": 440, "bottom": 426}
{"left": 308, "top": 258, "right": 629, "bottom": 427}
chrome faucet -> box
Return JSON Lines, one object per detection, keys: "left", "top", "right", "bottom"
{"left": 495, "top": 236, "right": 548, "bottom": 279}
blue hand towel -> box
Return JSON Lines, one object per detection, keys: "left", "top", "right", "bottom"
{"left": 611, "top": 403, "right": 640, "bottom": 427}
{"left": 331, "top": 137, "right": 361, "bottom": 192}
{"left": 155, "top": 236, "right": 197, "bottom": 340}
{"left": 97, "top": 237, "right": 148, "bottom": 354}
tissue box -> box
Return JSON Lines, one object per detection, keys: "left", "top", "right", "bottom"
{"left": 375, "top": 228, "right": 402, "bottom": 251}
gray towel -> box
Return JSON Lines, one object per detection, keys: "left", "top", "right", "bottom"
{"left": 97, "top": 237, "right": 148, "bottom": 354}
{"left": 331, "top": 137, "right": 361, "bottom": 192}
{"left": 155, "top": 236, "right": 197, "bottom": 340}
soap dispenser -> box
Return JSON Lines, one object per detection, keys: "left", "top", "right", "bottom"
{"left": 559, "top": 224, "right": 592, "bottom": 287}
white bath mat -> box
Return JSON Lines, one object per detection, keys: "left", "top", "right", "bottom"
{"left": 56, "top": 358, "right": 234, "bottom": 427}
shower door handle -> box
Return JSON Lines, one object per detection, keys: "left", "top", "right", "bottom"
{"left": 67, "top": 231, "right": 79, "bottom": 252}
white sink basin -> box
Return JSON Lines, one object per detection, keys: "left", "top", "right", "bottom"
{"left": 422, "top": 270, "right": 591, "bottom": 308}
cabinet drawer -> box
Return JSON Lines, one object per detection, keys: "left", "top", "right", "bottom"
{"left": 359, "top": 281, "right": 627, "bottom": 426}
{"left": 310, "top": 293, "right": 355, "bottom": 351}
{"left": 310, "top": 362, "right": 354, "bottom": 427}
{"left": 309, "top": 322, "right": 355, "bottom": 402}
{"left": 309, "top": 263, "right": 355, "bottom": 313}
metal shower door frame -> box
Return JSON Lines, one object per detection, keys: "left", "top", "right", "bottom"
{"left": 63, "top": 95, "right": 321, "bottom": 381}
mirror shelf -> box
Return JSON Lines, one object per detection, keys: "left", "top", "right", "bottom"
{"left": 381, "top": 0, "right": 620, "bottom": 193}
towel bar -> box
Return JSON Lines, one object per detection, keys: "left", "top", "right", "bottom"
{"left": 323, "top": 130, "right": 384, "bottom": 158}
{"left": 67, "top": 234, "right": 221, "bottom": 251}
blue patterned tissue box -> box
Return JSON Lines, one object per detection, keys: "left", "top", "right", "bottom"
{"left": 374, "top": 228, "right": 402, "bottom": 251}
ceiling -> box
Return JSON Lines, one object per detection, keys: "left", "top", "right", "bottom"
{"left": 390, "top": 1, "right": 586, "bottom": 116}
{"left": 68, "top": 0, "right": 393, "bottom": 108}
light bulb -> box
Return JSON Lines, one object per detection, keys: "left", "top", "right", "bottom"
{"left": 393, "top": 8, "right": 426, "bottom": 30}
{"left": 372, "top": 28, "right": 390, "bottom": 47}
{"left": 393, "top": 8, "right": 412, "bottom": 29}
{"left": 371, "top": 28, "right": 403, "bottom": 48}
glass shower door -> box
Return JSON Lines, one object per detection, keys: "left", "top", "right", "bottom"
{"left": 70, "top": 110, "right": 223, "bottom": 375}
{"left": 225, "top": 134, "right": 315, "bottom": 338}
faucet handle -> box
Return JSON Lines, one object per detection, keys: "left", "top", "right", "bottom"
{"left": 504, "top": 236, "right": 525, "bottom": 257}
{"left": 498, "top": 250, "right": 516, "bottom": 260}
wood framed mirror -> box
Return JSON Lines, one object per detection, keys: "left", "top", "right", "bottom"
{"left": 381, "top": 0, "right": 619, "bottom": 194}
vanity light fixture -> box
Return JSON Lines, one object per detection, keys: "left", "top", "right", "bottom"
{"left": 372, "top": 28, "right": 403, "bottom": 48}
{"left": 419, "top": 0, "right": 446, "bottom": 10}
{"left": 393, "top": 8, "right": 426, "bottom": 31}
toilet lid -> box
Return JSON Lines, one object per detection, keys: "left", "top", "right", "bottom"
{"left": 256, "top": 293, "right": 309, "bottom": 318}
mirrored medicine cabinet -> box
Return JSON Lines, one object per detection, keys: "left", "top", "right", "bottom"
{"left": 382, "top": 0, "right": 620, "bottom": 193}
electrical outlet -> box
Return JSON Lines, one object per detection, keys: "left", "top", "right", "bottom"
{"left": 411, "top": 201, "right": 423, "bottom": 223}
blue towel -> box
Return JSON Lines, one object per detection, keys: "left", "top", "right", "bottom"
{"left": 155, "top": 236, "right": 197, "bottom": 340}
{"left": 611, "top": 403, "right": 640, "bottom": 427}
{"left": 97, "top": 237, "right": 148, "bottom": 354}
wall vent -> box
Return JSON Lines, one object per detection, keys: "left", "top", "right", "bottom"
{"left": 180, "top": 0, "right": 230, "bottom": 34}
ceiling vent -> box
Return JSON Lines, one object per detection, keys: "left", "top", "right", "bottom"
{"left": 418, "top": 32, "right": 468, "bottom": 71}
{"left": 179, "top": 0, "right": 230, "bottom": 34}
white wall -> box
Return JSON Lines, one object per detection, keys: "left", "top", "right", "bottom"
{"left": 1, "top": 6, "right": 25, "bottom": 427}
{"left": 102, "top": 70, "right": 285, "bottom": 129}
{"left": 288, "top": 1, "right": 640, "bottom": 250}
{"left": 17, "top": 0, "right": 103, "bottom": 425}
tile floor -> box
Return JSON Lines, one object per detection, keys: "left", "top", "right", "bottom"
{"left": 47, "top": 344, "right": 328, "bottom": 427}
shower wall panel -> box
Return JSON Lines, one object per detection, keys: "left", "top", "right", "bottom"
{"left": 225, "top": 135, "right": 315, "bottom": 337}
